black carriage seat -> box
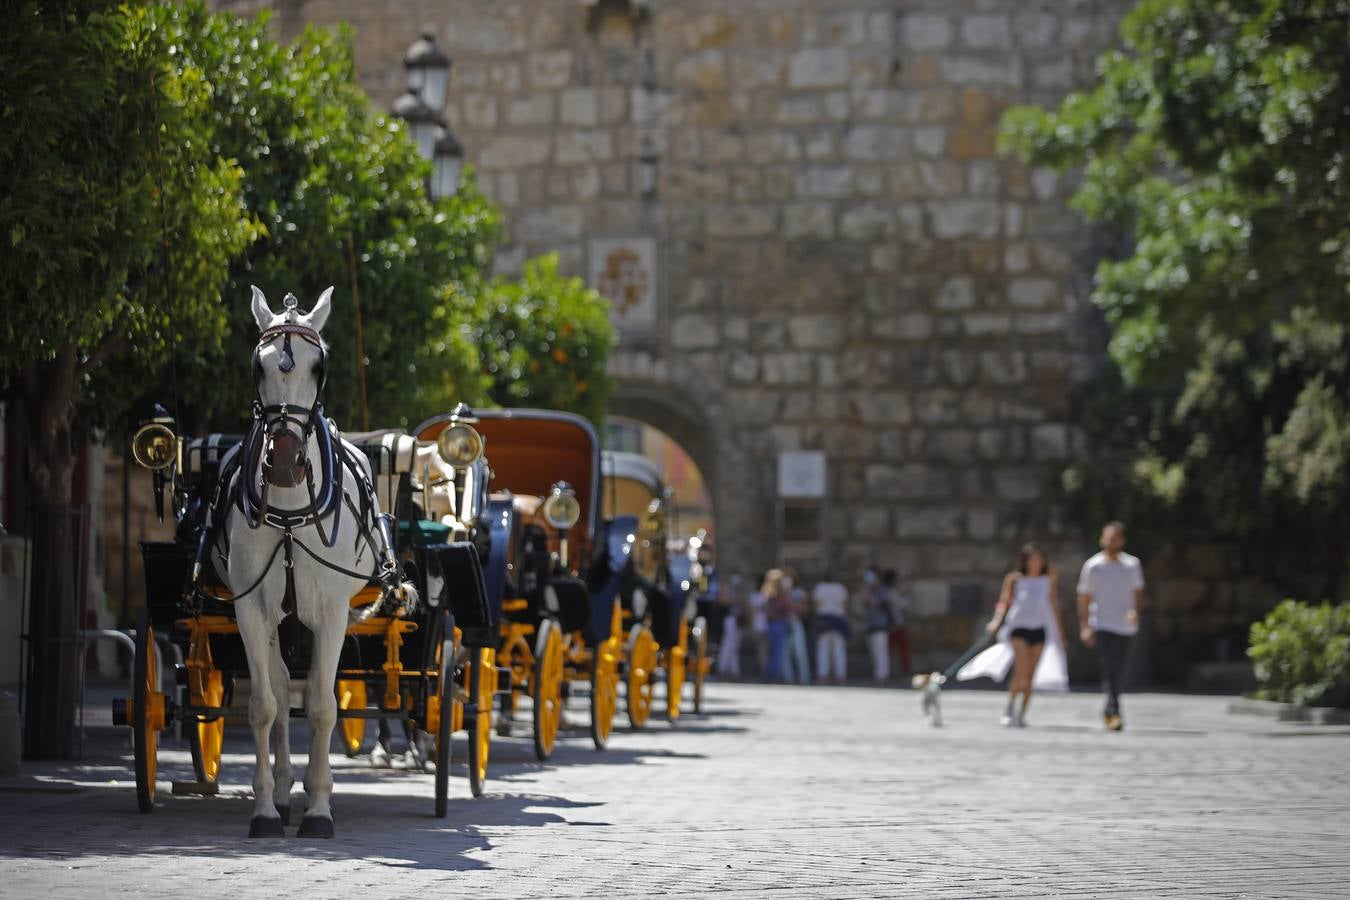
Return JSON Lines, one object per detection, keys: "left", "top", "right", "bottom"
{"left": 501, "top": 521, "right": 553, "bottom": 625}
{"left": 548, "top": 577, "right": 592, "bottom": 634}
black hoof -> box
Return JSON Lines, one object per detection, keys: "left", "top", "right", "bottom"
{"left": 276, "top": 805, "right": 291, "bottom": 826}
{"left": 297, "top": 815, "right": 334, "bottom": 839}
{"left": 248, "top": 816, "right": 286, "bottom": 838}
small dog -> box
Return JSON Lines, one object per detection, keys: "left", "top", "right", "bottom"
{"left": 911, "top": 672, "right": 946, "bottom": 727}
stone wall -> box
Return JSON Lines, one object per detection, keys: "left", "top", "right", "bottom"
{"left": 206, "top": 0, "right": 1291, "bottom": 681}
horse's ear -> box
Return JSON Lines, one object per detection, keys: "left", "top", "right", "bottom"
{"left": 308, "top": 286, "right": 334, "bottom": 331}
{"left": 250, "top": 285, "right": 274, "bottom": 330}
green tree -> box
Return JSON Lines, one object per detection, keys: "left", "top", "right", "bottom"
{"left": 467, "top": 254, "right": 615, "bottom": 425}
{"left": 0, "top": 0, "right": 257, "bottom": 756}
{"left": 129, "top": 4, "right": 500, "bottom": 432}
{"left": 1002, "top": 0, "right": 1350, "bottom": 595}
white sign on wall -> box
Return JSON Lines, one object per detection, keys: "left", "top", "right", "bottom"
{"left": 587, "top": 236, "right": 659, "bottom": 341}
{"left": 778, "top": 450, "right": 827, "bottom": 499}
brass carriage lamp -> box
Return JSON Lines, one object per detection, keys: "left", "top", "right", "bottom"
{"left": 543, "top": 482, "right": 582, "bottom": 568}
{"left": 130, "top": 407, "right": 181, "bottom": 522}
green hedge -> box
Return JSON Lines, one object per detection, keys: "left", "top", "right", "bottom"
{"left": 1249, "top": 600, "right": 1350, "bottom": 707}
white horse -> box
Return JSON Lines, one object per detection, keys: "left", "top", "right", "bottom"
{"left": 216, "top": 286, "right": 408, "bottom": 838}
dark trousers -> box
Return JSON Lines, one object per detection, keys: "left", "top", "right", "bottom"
{"left": 1094, "top": 630, "right": 1130, "bottom": 716}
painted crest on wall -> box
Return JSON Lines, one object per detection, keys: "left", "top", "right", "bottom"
{"left": 588, "top": 236, "right": 658, "bottom": 341}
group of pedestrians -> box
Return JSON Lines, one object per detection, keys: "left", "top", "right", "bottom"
{"left": 710, "top": 565, "right": 911, "bottom": 684}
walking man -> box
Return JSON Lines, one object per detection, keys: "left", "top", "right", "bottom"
{"left": 1076, "top": 521, "right": 1145, "bottom": 731}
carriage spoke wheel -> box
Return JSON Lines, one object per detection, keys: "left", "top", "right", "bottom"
{"left": 665, "top": 618, "right": 689, "bottom": 724}
{"left": 626, "top": 624, "right": 658, "bottom": 730}
{"left": 337, "top": 679, "right": 369, "bottom": 758}
{"left": 468, "top": 647, "right": 495, "bottom": 798}
{"left": 133, "top": 609, "right": 166, "bottom": 813}
{"left": 433, "top": 621, "right": 457, "bottom": 818}
{"left": 692, "top": 616, "right": 709, "bottom": 714}
{"left": 532, "top": 619, "right": 564, "bottom": 761}
{"left": 188, "top": 670, "right": 224, "bottom": 783}
{"left": 590, "top": 639, "right": 618, "bottom": 750}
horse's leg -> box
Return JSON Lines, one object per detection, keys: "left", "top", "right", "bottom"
{"left": 297, "top": 604, "right": 346, "bottom": 838}
{"left": 236, "top": 597, "right": 284, "bottom": 837}
{"left": 268, "top": 637, "right": 294, "bottom": 824}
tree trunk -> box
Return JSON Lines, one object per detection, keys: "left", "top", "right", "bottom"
{"left": 18, "top": 349, "right": 83, "bottom": 759}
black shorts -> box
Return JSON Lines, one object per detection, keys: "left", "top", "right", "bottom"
{"left": 1010, "top": 627, "right": 1046, "bottom": 646}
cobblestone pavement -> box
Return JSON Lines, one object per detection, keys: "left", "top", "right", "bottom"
{"left": 2, "top": 683, "right": 1348, "bottom": 899}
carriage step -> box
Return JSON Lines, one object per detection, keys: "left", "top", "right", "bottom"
{"left": 172, "top": 781, "right": 220, "bottom": 796}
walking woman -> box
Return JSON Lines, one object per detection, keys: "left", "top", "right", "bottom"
{"left": 957, "top": 542, "right": 1068, "bottom": 725}
{"left": 761, "top": 569, "right": 793, "bottom": 682}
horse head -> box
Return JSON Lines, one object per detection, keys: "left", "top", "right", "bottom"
{"left": 250, "top": 285, "right": 333, "bottom": 488}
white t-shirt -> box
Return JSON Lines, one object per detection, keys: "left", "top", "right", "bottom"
{"left": 749, "top": 591, "right": 768, "bottom": 633}
{"left": 811, "top": 581, "right": 848, "bottom": 618}
{"left": 1006, "top": 575, "right": 1053, "bottom": 630}
{"left": 1076, "top": 551, "right": 1144, "bottom": 635}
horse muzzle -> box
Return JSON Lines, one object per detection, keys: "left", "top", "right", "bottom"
{"left": 265, "top": 431, "right": 307, "bottom": 488}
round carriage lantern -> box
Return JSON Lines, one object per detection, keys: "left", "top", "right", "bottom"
{"left": 430, "top": 127, "right": 464, "bottom": 199}
{"left": 404, "top": 30, "right": 452, "bottom": 113}
{"left": 391, "top": 88, "right": 444, "bottom": 163}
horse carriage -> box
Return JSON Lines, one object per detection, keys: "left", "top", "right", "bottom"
{"left": 601, "top": 451, "right": 710, "bottom": 721}
{"left": 413, "top": 408, "right": 627, "bottom": 758}
{"left": 111, "top": 287, "right": 499, "bottom": 836}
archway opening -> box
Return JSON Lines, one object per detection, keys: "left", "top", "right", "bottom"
{"left": 602, "top": 415, "right": 713, "bottom": 543}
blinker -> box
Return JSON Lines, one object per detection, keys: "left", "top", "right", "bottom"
{"left": 278, "top": 332, "right": 295, "bottom": 373}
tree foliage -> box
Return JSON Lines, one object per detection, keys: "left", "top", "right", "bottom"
{"left": 0, "top": 0, "right": 257, "bottom": 498}
{"left": 467, "top": 254, "right": 615, "bottom": 425}
{"left": 1002, "top": 0, "right": 1350, "bottom": 592}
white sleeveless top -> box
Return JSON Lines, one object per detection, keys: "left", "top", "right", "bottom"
{"left": 1005, "top": 575, "right": 1052, "bottom": 630}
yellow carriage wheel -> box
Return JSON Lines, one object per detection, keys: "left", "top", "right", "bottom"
{"left": 468, "top": 646, "right": 495, "bottom": 798}
{"left": 132, "top": 609, "right": 165, "bottom": 813}
{"left": 692, "top": 615, "right": 709, "bottom": 714}
{"left": 665, "top": 618, "right": 689, "bottom": 723}
{"left": 590, "top": 637, "right": 619, "bottom": 750}
{"left": 189, "top": 668, "right": 224, "bottom": 783}
{"left": 626, "top": 624, "right": 658, "bottom": 730}
{"left": 337, "top": 679, "right": 368, "bottom": 758}
{"left": 532, "top": 619, "right": 565, "bottom": 761}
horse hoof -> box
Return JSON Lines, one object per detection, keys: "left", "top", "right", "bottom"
{"left": 276, "top": 805, "right": 291, "bottom": 826}
{"left": 297, "top": 815, "right": 334, "bottom": 839}
{"left": 248, "top": 816, "right": 286, "bottom": 838}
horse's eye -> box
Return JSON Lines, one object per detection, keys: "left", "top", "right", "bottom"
{"left": 312, "top": 361, "right": 323, "bottom": 378}
{"left": 253, "top": 356, "right": 263, "bottom": 381}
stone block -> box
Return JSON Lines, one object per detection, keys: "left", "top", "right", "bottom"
{"left": 1014, "top": 312, "right": 1066, "bottom": 335}
{"left": 916, "top": 389, "right": 961, "bottom": 425}
{"left": 1030, "top": 424, "right": 1069, "bottom": 461}
{"left": 528, "top": 50, "right": 573, "bottom": 89}
{"left": 961, "top": 313, "right": 1011, "bottom": 337}
{"left": 866, "top": 464, "right": 954, "bottom": 501}
{"left": 854, "top": 507, "right": 891, "bottom": 540}
{"left": 461, "top": 94, "right": 498, "bottom": 129}
{"left": 555, "top": 131, "right": 614, "bottom": 165}
{"left": 782, "top": 203, "right": 836, "bottom": 240}
{"left": 939, "top": 55, "right": 1023, "bottom": 87}
{"left": 748, "top": 130, "right": 802, "bottom": 163}
{"left": 671, "top": 314, "right": 719, "bottom": 351}
{"left": 777, "top": 95, "right": 822, "bottom": 124}
{"left": 824, "top": 90, "right": 852, "bottom": 121}
{"left": 912, "top": 127, "right": 946, "bottom": 158}
{"left": 927, "top": 428, "right": 976, "bottom": 462}
{"left": 839, "top": 204, "right": 895, "bottom": 241}
{"left": 478, "top": 136, "right": 551, "bottom": 169}
{"left": 966, "top": 507, "right": 998, "bottom": 541}
{"left": 762, "top": 352, "right": 815, "bottom": 386}
{"left": 936, "top": 277, "right": 976, "bottom": 311}
{"left": 1008, "top": 278, "right": 1059, "bottom": 309}
{"left": 789, "top": 47, "right": 850, "bottom": 88}
{"left": 979, "top": 350, "right": 1028, "bottom": 385}
{"left": 927, "top": 200, "right": 1000, "bottom": 239}
{"left": 1014, "top": 12, "right": 1059, "bottom": 49}
{"left": 505, "top": 93, "right": 555, "bottom": 126}
{"left": 947, "top": 127, "right": 997, "bottom": 160}
{"left": 514, "top": 206, "right": 584, "bottom": 243}
{"left": 960, "top": 14, "right": 1012, "bottom": 50}
{"left": 844, "top": 126, "right": 905, "bottom": 162}
{"left": 559, "top": 88, "right": 598, "bottom": 126}
{"left": 896, "top": 507, "right": 965, "bottom": 541}
{"left": 992, "top": 467, "right": 1044, "bottom": 502}
{"left": 900, "top": 13, "right": 953, "bottom": 51}
{"left": 706, "top": 204, "right": 777, "bottom": 239}
{"left": 787, "top": 315, "right": 844, "bottom": 350}
{"left": 796, "top": 166, "right": 853, "bottom": 198}
{"left": 875, "top": 313, "right": 934, "bottom": 341}
{"left": 674, "top": 49, "right": 728, "bottom": 91}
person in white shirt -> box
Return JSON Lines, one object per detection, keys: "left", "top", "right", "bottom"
{"left": 1076, "top": 521, "right": 1146, "bottom": 731}
{"left": 811, "top": 573, "right": 850, "bottom": 682}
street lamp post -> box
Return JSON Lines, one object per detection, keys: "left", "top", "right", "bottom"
{"left": 393, "top": 30, "right": 463, "bottom": 199}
